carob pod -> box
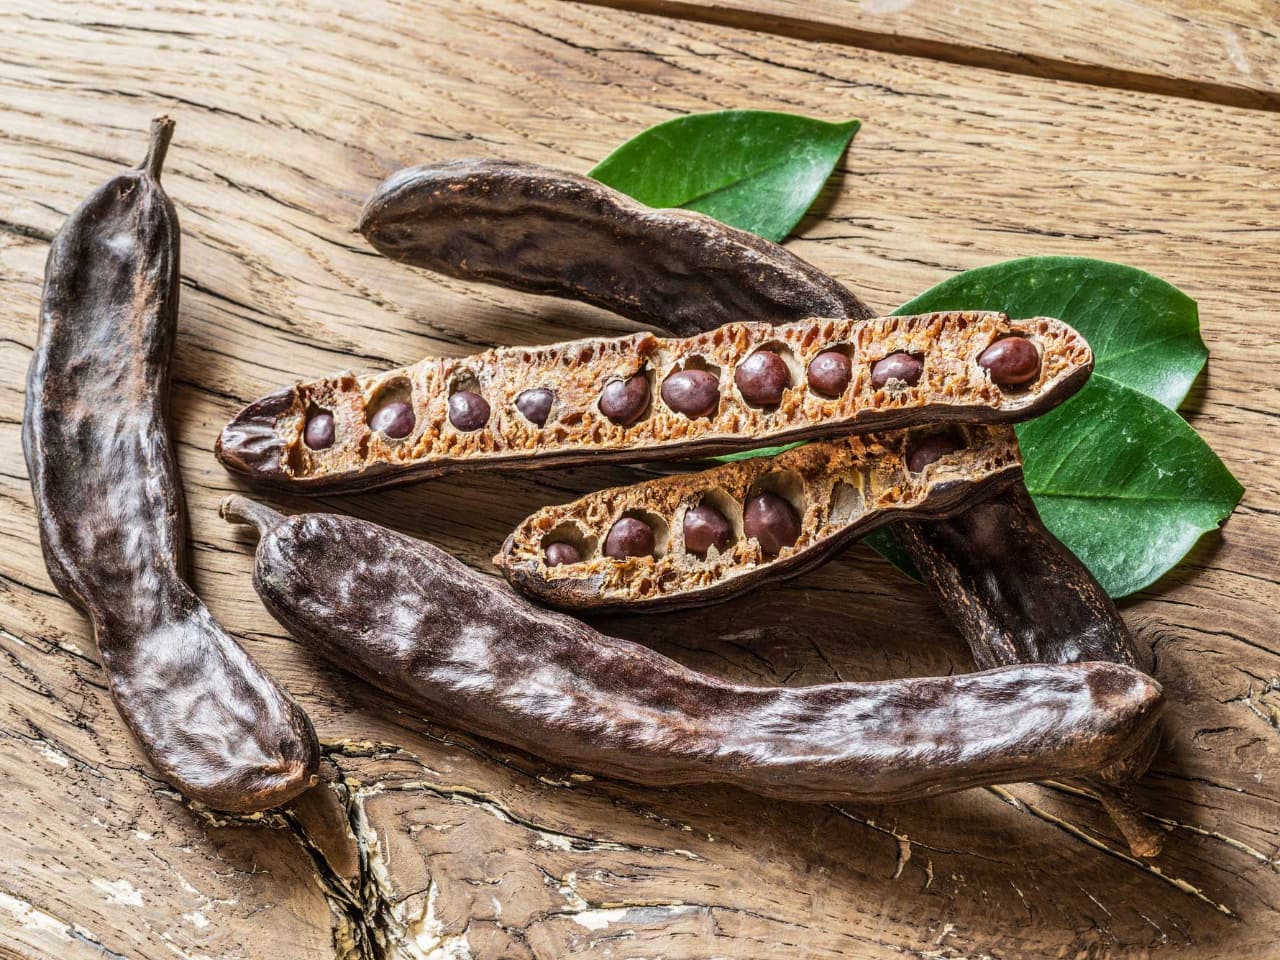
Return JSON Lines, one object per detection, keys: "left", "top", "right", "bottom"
{"left": 362, "top": 157, "right": 1163, "bottom": 854}
{"left": 223, "top": 497, "right": 1164, "bottom": 806}
{"left": 497, "top": 426, "right": 1022, "bottom": 612}
{"left": 22, "top": 118, "right": 319, "bottom": 812}
{"left": 357, "top": 157, "right": 874, "bottom": 336}
{"left": 216, "top": 312, "right": 1090, "bottom": 494}
{"left": 895, "top": 488, "right": 1163, "bottom": 852}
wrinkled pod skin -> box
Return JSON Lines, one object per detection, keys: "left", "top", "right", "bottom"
{"left": 22, "top": 119, "right": 318, "bottom": 811}
{"left": 358, "top": 157, "right": 1164, "bottom": 854}
{"left": 895, "top": 487, "right": 1163, "bottom": 850}
{"left": 358, "top": 158, "right": 873, "bottom": 336}
{"left": 224, "top": 497, "right": 1163, "bottom": 806}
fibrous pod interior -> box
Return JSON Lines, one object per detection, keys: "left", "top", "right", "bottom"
{"left": 496, "top": 425, "right": 1022, "bottom": 612}
{"left": 217, "top": 311, "right": 1090, "bottom": 494}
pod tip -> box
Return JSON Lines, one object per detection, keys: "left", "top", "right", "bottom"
{"left": 144, "top": 116, "right": 176, "bottom": 181}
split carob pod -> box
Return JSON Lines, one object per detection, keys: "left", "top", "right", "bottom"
{"left": 216, "top": 311, "right": 1091, "bottom": 494}
{"left": 222, "top": 496, "right": 1164, "bottom": 805}
{"left": 22, "top": 118, "right": 319, "bottom": 811}
{"left": 357, "top": 157, "right": 874, "bottom": 336}
{"left": 359, "top": 157, "right": 1164, "bottom": 855}
{"left": 497, "top": 426, "right": 1021, "bottom": 612}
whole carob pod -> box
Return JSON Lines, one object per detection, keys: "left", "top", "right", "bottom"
{"left": 357, "top": 157, "right": 1165, "bottom": 855}
{"left": 216, "top": 312, "right": 1090, "bottom": 493}
{"left": 358, "top": 157, "right": 873, "bottom": 336}
{"left": 22, "top": 119, "right": 318, "bottom": 811}
{"left": 223, "top": 498, "right": 1164, "bottom": 806}
{"left": 498, "top": 426, "right": 1021, "bottom": 611}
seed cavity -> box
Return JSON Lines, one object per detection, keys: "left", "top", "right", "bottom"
{"left": 599, "top": 370, "right": 651, "bottom": 426}
{"left": 870, "top": 352, "right": 923, "bottom": 390}
{"left": 735, "top": 343, "right": 797, "bottom": 408}
{"left": 807, "top": 346, "right": 853, "bottom": 397}
{"left": 303, "top": 408, "right": 335, "bottom": 450}
{"left": 978, "top": 336, "right": 1041, "bottom": 386}
{"left": 516, "top": 387, "right": 555, "bottom": 427}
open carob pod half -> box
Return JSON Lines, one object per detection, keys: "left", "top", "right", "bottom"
{"left": 223, "top": 497, "right": 1164, "bottom": 808}
{"left": 217, "top": 311, "right": 1089, "bottom": 494}
{"left": 356, "top": 157, "right": 1166, "bottom": 856}
{"left": 498, "top": 425, "right": 1020, "bottom": 612}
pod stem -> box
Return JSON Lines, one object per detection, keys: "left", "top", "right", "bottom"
{"left": 1093, "top": 782, "right": 1166, "bottom": 858}
{"left": 220, "top": 496, "right": 284, "bottom": 539}
{"left": 142, "top": 115, "right": 175, "bottom": 181}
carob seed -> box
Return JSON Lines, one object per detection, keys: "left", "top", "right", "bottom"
{"left": 735, "top": 350, "right": 790, "bottom": 406}
{"left": 743, "top": 493, "right": 801, "bottom": 556}
{"left": 907, "top": 433, "right": 961, "bottom": 473}
{"left": 682, "top": 504, "right": 734, "bottom": 557}
{"left": 871, "top": 352, "right": 923, "bottom": 389}
{"left": 661, "top": 369, "right": 719, "bottom": 418}
{"left": 544, "top": 542, "right": 581, "bottom": 567}
{"left": 448, "top": 390, "right": 490, "bottom": 431}
{"left": 807, "top": 350, "right": 852, "bottom": 396}
{"left": 979, "top": 336, "right": 1041, "bottom": 385}
{"left": 370, "top": 400, "right": 416, "bottom": 439}
{"left": 604, "top": 517, "right": 655, "bottom": 559}
{"left": 599, "top": 374, "right": 650, "bottom": 426}
{"left": 516, "top": 387, "right": 555, "bottom": 426}
{"left": 304, "top": 411, "right": 335, "bottom": 451}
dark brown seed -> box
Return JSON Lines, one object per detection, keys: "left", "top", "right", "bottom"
{"left": 807, "top": 350, "right": 852, "bottom": 396}
{"left": 907, "top": 433, "right": 962, "bottom": 473}
{"left": 871, "top": 352, "right": 923, "bottom": 389}
{"left": 516, "top": 388, "right": 555, "bottom": 426}
{"left": 544, "top": 542, "right": 581, "bottom": 567}
{"left": 743, "top": 493, "right": 801, "bottom": 556}
{"left": 448, "top": 390, "right": 490, "bottom": 431}
{"left": 370, "top": 400, "right": 415, "bottom": 439}
{"left": 683, "top": 505, "right": 734, "bottom": 556}
{"left": 979, "top": 336, "right": 1041, "bottom": 386}
{"left": 304, "top": 411, "right": 335, "bottom": 450}
{"left": 604, "top": 517, "right": 655, "bottom": 559}
{"left": 661, "top": 369, "right": 719, "bottom": 418}
{"left": 599, "top": 374, "right": 650, "bottom": 425}
{"left": 735, "top": 350, "right": 791, "bottom": 406}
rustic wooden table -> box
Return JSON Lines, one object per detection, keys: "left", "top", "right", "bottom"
{"left": 1, "top": 2, "right": 1277, "bottom": 957}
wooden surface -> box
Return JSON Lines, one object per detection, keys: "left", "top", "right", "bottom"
{"left": 1, "top": 1, "right": 1277, "bottom": 957}
{"left": 586, "top": 0, "right": 1280, "bottom": 109}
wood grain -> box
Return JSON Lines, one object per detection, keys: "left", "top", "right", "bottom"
{"left": 585, "top": 0, "right": 1280, "bottom": 110}
{"left": 1, "top": 1, "right": 1277, "bottom": 957}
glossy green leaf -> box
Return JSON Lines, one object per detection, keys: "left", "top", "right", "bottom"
{"left": 865, "top": 256, "right": 1235, "bottom": 594}
{"left": 895, "top": 256, "right": 1206, "bottom": 409}
{"left": 1017, "top": 375, "right": 1243, "bottom": 596}
{"left": 713, "top": 441, "right": 808, "bottom": 464}
{"left": 590, "top": 110, "right": 859, "bottom": 243}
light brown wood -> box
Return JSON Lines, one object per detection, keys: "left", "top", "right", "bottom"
{"left": 1, "top": 1, "right": 1277, "bottom": 957}
{"left": 585, "top": 0, "right": 1280, "bottom": 109}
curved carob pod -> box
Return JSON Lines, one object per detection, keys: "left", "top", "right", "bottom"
{"left": 358, "top": 157, "right": 1163, "bottom": 855}
{"left": 895, "top": 488, "right": 1164, "bottom": 852}
{"left": 223, "top": 497, "right": 1164, "bottom": 806}
{"left": 22, "top": 118, "right": 319, "bottom": 812}
{"left": 358, "top": 157, "right": 873, "bottom": 336}
{"left": 498, "top": 426, "right": 1021, "bottom": 612}
{"left": 217, "top": 311, "right": 1089, "bottom": 494}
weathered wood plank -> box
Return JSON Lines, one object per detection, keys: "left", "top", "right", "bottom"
{"left": 0, "top": 1, "right": 1277, "bottom": 957}
{"left": 585, "top": 0, "right": 1280, "bottom": 109}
